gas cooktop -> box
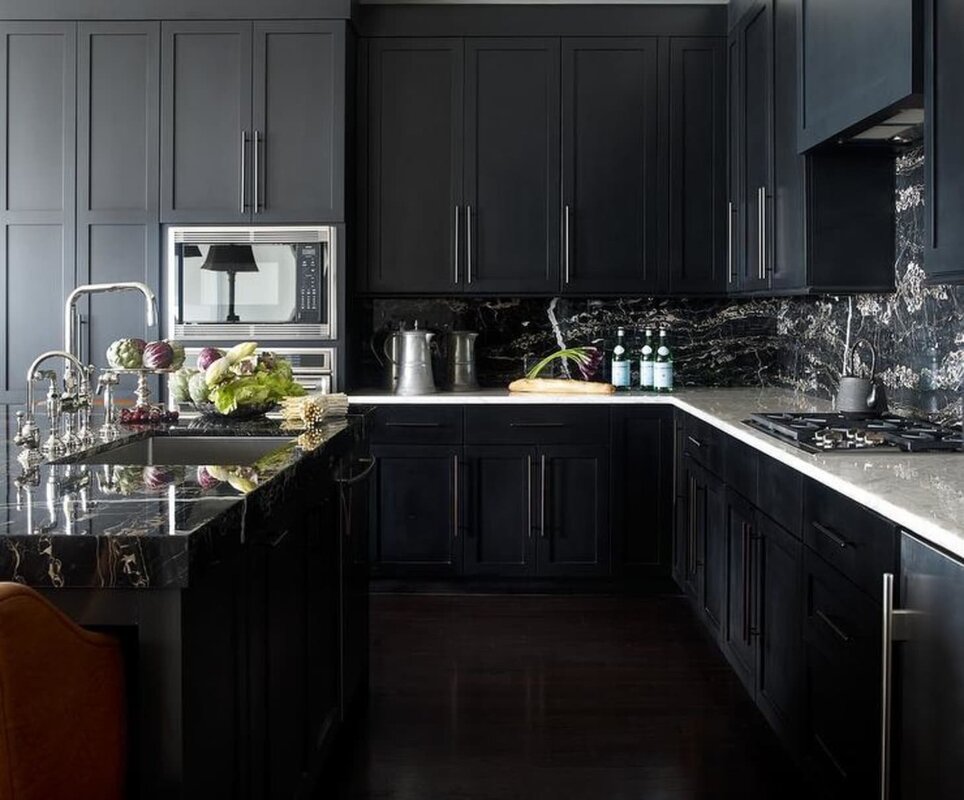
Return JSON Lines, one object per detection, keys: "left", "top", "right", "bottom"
{"left": 745, "top": 412, "right": 964, "bottom": 454}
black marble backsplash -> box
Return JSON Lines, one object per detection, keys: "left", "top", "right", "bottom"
{"left": 349, "top": 147, "right": 964, "bottom": 424}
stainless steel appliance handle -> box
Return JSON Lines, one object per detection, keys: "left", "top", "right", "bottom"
{"left": 527, "top": 454, "right": 533, "bottom": 538}
{"left": 453, "top": 454, "right": 460, "bottom": 539}
{"left": 564, "top": 205, "right": 571, "bottom": 285}
{"left": 239, "top": 130, "right": 248, "bottom": 214}
{"left": 466, "top": 205, "right": 473, "bottom": 284}
{"left": 253, "top": 130, "right": 261, "bottom": 214}
{"left": 727, "top": 201, "right": 734, "bottom": 284}
{"left": 881, "top": 572, "right": 894, "bottom": 800}
{"left": 454, "top": 206, "right": 460, "bottom": 284}
{"left": 540, "top": 453, "right": 547, "bottom": 538}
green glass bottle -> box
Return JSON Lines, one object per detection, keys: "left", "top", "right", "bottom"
{"left": 611, "top": 327, "right": 631, "bottom": 390}
{"left": 639, "top": 329, "right": 655, "bottom": 390}
{"left": 654, "top": 328, "right": 674, "bottom": 393}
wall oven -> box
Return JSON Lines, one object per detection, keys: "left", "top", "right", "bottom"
{"left": 167, "top": 226, "right": 336, "bottom": 341}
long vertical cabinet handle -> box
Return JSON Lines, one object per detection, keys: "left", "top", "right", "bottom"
{"left": 239, "top": 130, "right": 249, "bottom": 214}
{"left": 564, "top": 205, "right": 571, "bottom": 285}
{"left": 466, "top": 205, "right": 473, "bottom": 285}
{"left": 526, "top": 455, "right": 533, "bottom": 538}
{"left": 757, "top": 187, "right": 765, "bottom": 281}
{"left": 540, "top": 454, "right": 547, "bottom": 538}
{"left": 727, "top": 201, "right": 734, "bottom": 284}
{"left": 742, "top": 522, "right": 751, "bottom": 644}
{"left": 253, "top": 130, "right": 261, "bottom": 214}
{"left": 881, "top": 572, "right": 895, "bottom": 800}
{"left": 688, "top": 476, "right": 697, "bottom": 576}
{"left": 761, "top": 187, "right": 768, "bottom": 282}
{"left": 454, "top": 206, "right": 460, "bottom": 284}
{"left": 453, "top": 454, "right": 460, "bottom": 539}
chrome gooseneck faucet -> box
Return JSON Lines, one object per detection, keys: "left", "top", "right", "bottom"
{"left": 63, "top": 282, "right": 159, "bottom": 368}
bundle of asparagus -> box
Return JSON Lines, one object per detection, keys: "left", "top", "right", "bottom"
{"left": 280, "top": 392, "right": 350, "bottom": 427}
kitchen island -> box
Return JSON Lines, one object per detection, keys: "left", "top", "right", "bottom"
{"left": 0, "top": 408, "right": 371, "bottom": 799}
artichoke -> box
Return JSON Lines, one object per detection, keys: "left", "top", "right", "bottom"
{"left": 165, "top": 339, "right": 185, "bottom": 369}
{"left": 106, "top": 338, "right": 146, "bottom": 369}
{"left": 170, "top": 368, "right": 197, "bottom": 404}
{"left": 188, "top": 372, "right": 210, "bottom": 405}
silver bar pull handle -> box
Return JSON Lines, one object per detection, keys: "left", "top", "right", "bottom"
{"left": 453, "top": 454, "right": 460, "bottom": 539}
{"left": 239, "top": 130, "right": 248, "bottom": 214}
{"left": 757, "top": 187, "right": 765, "bottom": 281}
{"left": 761, "top": 186, "right": 768, "bottom": 281}
{"left": 540, "top": 453, "right": 547, "bottom": 538}
{"left": 881, "top": 572, "right": 894, "bottom": 800}
{"left": 253, "top": 130, "right": 261, "bottom": 214}
{"left": 466, "top": 205, "right": 473, "bottom": 285}
{"left": 454, "top": 206, "right": 460, "bottom": 284}
{"left": 563, "top": 205, "right": 569, "bottom": 284}
{"left": 527, "top": 455, "right": 533, "bottom": 538}
{"left": 727, "top": 201, "right": 734, "bottom": 284}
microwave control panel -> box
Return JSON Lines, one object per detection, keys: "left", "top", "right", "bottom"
{"left": 295, "top": 243, "right": 324, "bottom": 322}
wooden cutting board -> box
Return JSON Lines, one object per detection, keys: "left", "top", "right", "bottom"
{"left": 508, "top": 378, "right": 616, "bottom": 395}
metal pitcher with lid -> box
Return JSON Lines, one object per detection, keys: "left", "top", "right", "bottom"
{"left": 447, "top": 331, "right": 479, "bottom": 392}
{"left": 386, "top": 328, "right": 437, "bottom": 395}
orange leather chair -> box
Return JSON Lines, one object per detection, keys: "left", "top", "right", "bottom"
{"left": 0, "top": 583, "right": 126, "bottom": 800}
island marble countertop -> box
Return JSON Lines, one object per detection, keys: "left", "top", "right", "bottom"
{"left": 0, "top": 408, "right": 360, "bottom": 590}
{"left": 349, "top": 387, "right": 964, "bottom": 561}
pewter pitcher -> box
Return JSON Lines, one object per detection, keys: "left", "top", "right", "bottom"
{"left": 447, "top": 331, "right": 479, "bottom": 392}
{"left": 389, "top": 330, "right": 437, "bottom": 395}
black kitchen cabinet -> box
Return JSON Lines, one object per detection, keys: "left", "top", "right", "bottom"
{"left": 611, "top": 408, "right": 673, "bottom": 577}
{"left": 369, "top": 443, "right": 461, "bottom": 576}
{"left": 891, "top": 533, "right": 964, "bottom": 799}
{"left": 161, "top": 20, "right": 344, "bottom": 224}
{"left": 364, "top": 38, "right": 463, "bottom": 293}
{"left": 463, "top": 38, "right": 560, "bottom": 293}
{"left": 561, "top": 38, "right": 660, "bottom": 294}
{"left": 0, "top": 22, "right": 75, "bottom": 401}
{"left": 537, "top": 444, "right": 610, "bottom": 577}
{"left": 723, "top": 487, "right": 757, "bottom": 691}
{"left": 76, "top": 22, "right": 160, "bottom": 371}
{"left": 755, "top": 512, "right": 803, "bottom": 747}
{"left": 924, "top": 0, "right": 964, "bottom": 283}
{"left": 797, "top": 0, "right": 920, "bottom": 152}
{"left": 667, "top": 37, "right": 727, "bottom": 294}
{"left": 462, "top": 445, "right": 534, "bottom": 576}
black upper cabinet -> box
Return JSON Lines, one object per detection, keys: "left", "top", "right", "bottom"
{"left": 667, "top": 38, "right": 727, "bottom": 294}
{"left": 924, "top": 0, "right": 964, "bottom": 284}
{"left": 464, "top": 39, "right": 560, "bottom": 293}
{"left": 561, "top": 38, "right": 659, "bottom": 294}
{"left": 161, "top": 20, "right": 344, "bottom": 224}
{"left": 797, "top": 0, "right": 921, "bottom": 152}
{"left": 365, "top": 38, "right": 463, "bottom": 293}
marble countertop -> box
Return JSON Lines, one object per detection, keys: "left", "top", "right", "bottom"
{"left": 0, "top": 408, "right": 359, "bottom": 590}
{"left": 350, "top": 387, "right": 964, "bottom": 561}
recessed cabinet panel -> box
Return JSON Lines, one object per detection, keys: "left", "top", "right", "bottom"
{"left": 253, "top": 21, "right": 344, "bottom": 222}
{"left": 161, "top": 21, "right": 252, "bottom": 222}
{"left": 463, "top": 39, "right": 560, "bottom": 293}
{"left": 366, "top": 39, "right": 463, "bottom": 293}
{"left": 562, "top": 38, "right": 659, "bottom": 293}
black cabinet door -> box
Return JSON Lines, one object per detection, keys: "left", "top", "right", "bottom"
{"left": 700, "top": 466, "right": 727, "bottom": 639}
{"left": 611, "top": 408, "right": 673, "bottom": 577}
{"left": 895, "top": 533, "right": 964, "bottom": 799}
{"left": 369, "top": 443, "right": 461, "bottom": 576}
{"left": 463, "top": 445, "right": 535, "bottom": 576}
{"left": 726, "top": 31, "right": 742, "bottom": 292}
{"left": 365, "top": 39, "right": 463, "bottom": 293}
{"left": 252, "top": 21, "right": 344, "bottom": 223}
{"left": 679, "top": 453, "right": 702, "bottom": 601}
{"left": 723, "top": 488, "right": 757, "bottom": 691}
{"left": 160, "top": 21, "right": 252, "bottom": 223}
{"left": 536, "top": 444, "right": 610, "bottom": 577}
{"left": 76, "top": 22, "right": 160, "bottom": 373}
{"left": 738, "top": 1, "right": 772, "bottom": 292}
{"left": 755, "top": 513, "right": 803, "bottom": 746}
{"left": 463, "top": 38, "right": 560, "bottom": 293}
{"left": 0, "top": 22, "right": 75, "bottom": 401}
{"left": 924, "top": 0, "right": 964, "bottom": 284}
{"left": 561, "top": 38, "right": 659, "bottom": 294}
{"left": 667, "top": 37, "right": 727, "bottom": 294}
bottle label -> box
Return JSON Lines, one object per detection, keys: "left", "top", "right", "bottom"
{"left": 657, "top": 346, "right": 670, "bottom": 357}
{"left": 640, "top": 360, "right": 654, "bottom": 388}
{"left": 611, "top": 359, "right": 631, "bottom": 387}
{"left": 641, "top": 345, "right": 653, "bottom": 357}
{"left": 654, "top": 361, "right": 673, "bottom": 390}
{"left": 613, "top": 345, "right": 625, "bottom": 356}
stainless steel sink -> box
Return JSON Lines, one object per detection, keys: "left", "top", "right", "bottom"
{"left": 66, "top": 436, "right": 294, "bottom": 466}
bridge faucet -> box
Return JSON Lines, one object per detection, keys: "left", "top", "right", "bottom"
{"left": 63, "top": 282, "right": 158, "bottom": 369}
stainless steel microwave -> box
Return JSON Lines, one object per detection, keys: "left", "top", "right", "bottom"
{"left": 167, "top": 226, "right": 336, "bottom": 342}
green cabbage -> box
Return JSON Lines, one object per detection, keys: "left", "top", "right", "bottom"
{"left": 170, "top": 368, "right": 197, "bottom": 404}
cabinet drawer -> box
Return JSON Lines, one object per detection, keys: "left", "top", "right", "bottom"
{"left": 757, "top": 456, "right": 803, "bottom": 538}
{"left": 680, "top": 413, "right": 723, "bottom": 475}
{"left": 803, "top": 481, "right": 897, "bottom": 598}
{"left": 722, "top": 436, "right": 758, "bottom": 504}
{"left": 464, "top": 406, "right": 609, "bottom": 445}
{"left": 370, "top": 406, "right": 463, "bottom": 444}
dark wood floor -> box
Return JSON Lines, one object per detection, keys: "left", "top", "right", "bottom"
{"left": 327, "top": 593, "right": 807, "bottom": 800}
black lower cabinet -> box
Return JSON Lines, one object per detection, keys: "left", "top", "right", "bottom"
{"left": 537, "top": 444, "right": 610, "bottom": 577}
{"left": 369, "top": 443, "right": 461, "bottom": 577}
{"left": 463, "top": 445, "right": 535, "bottom": 576}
